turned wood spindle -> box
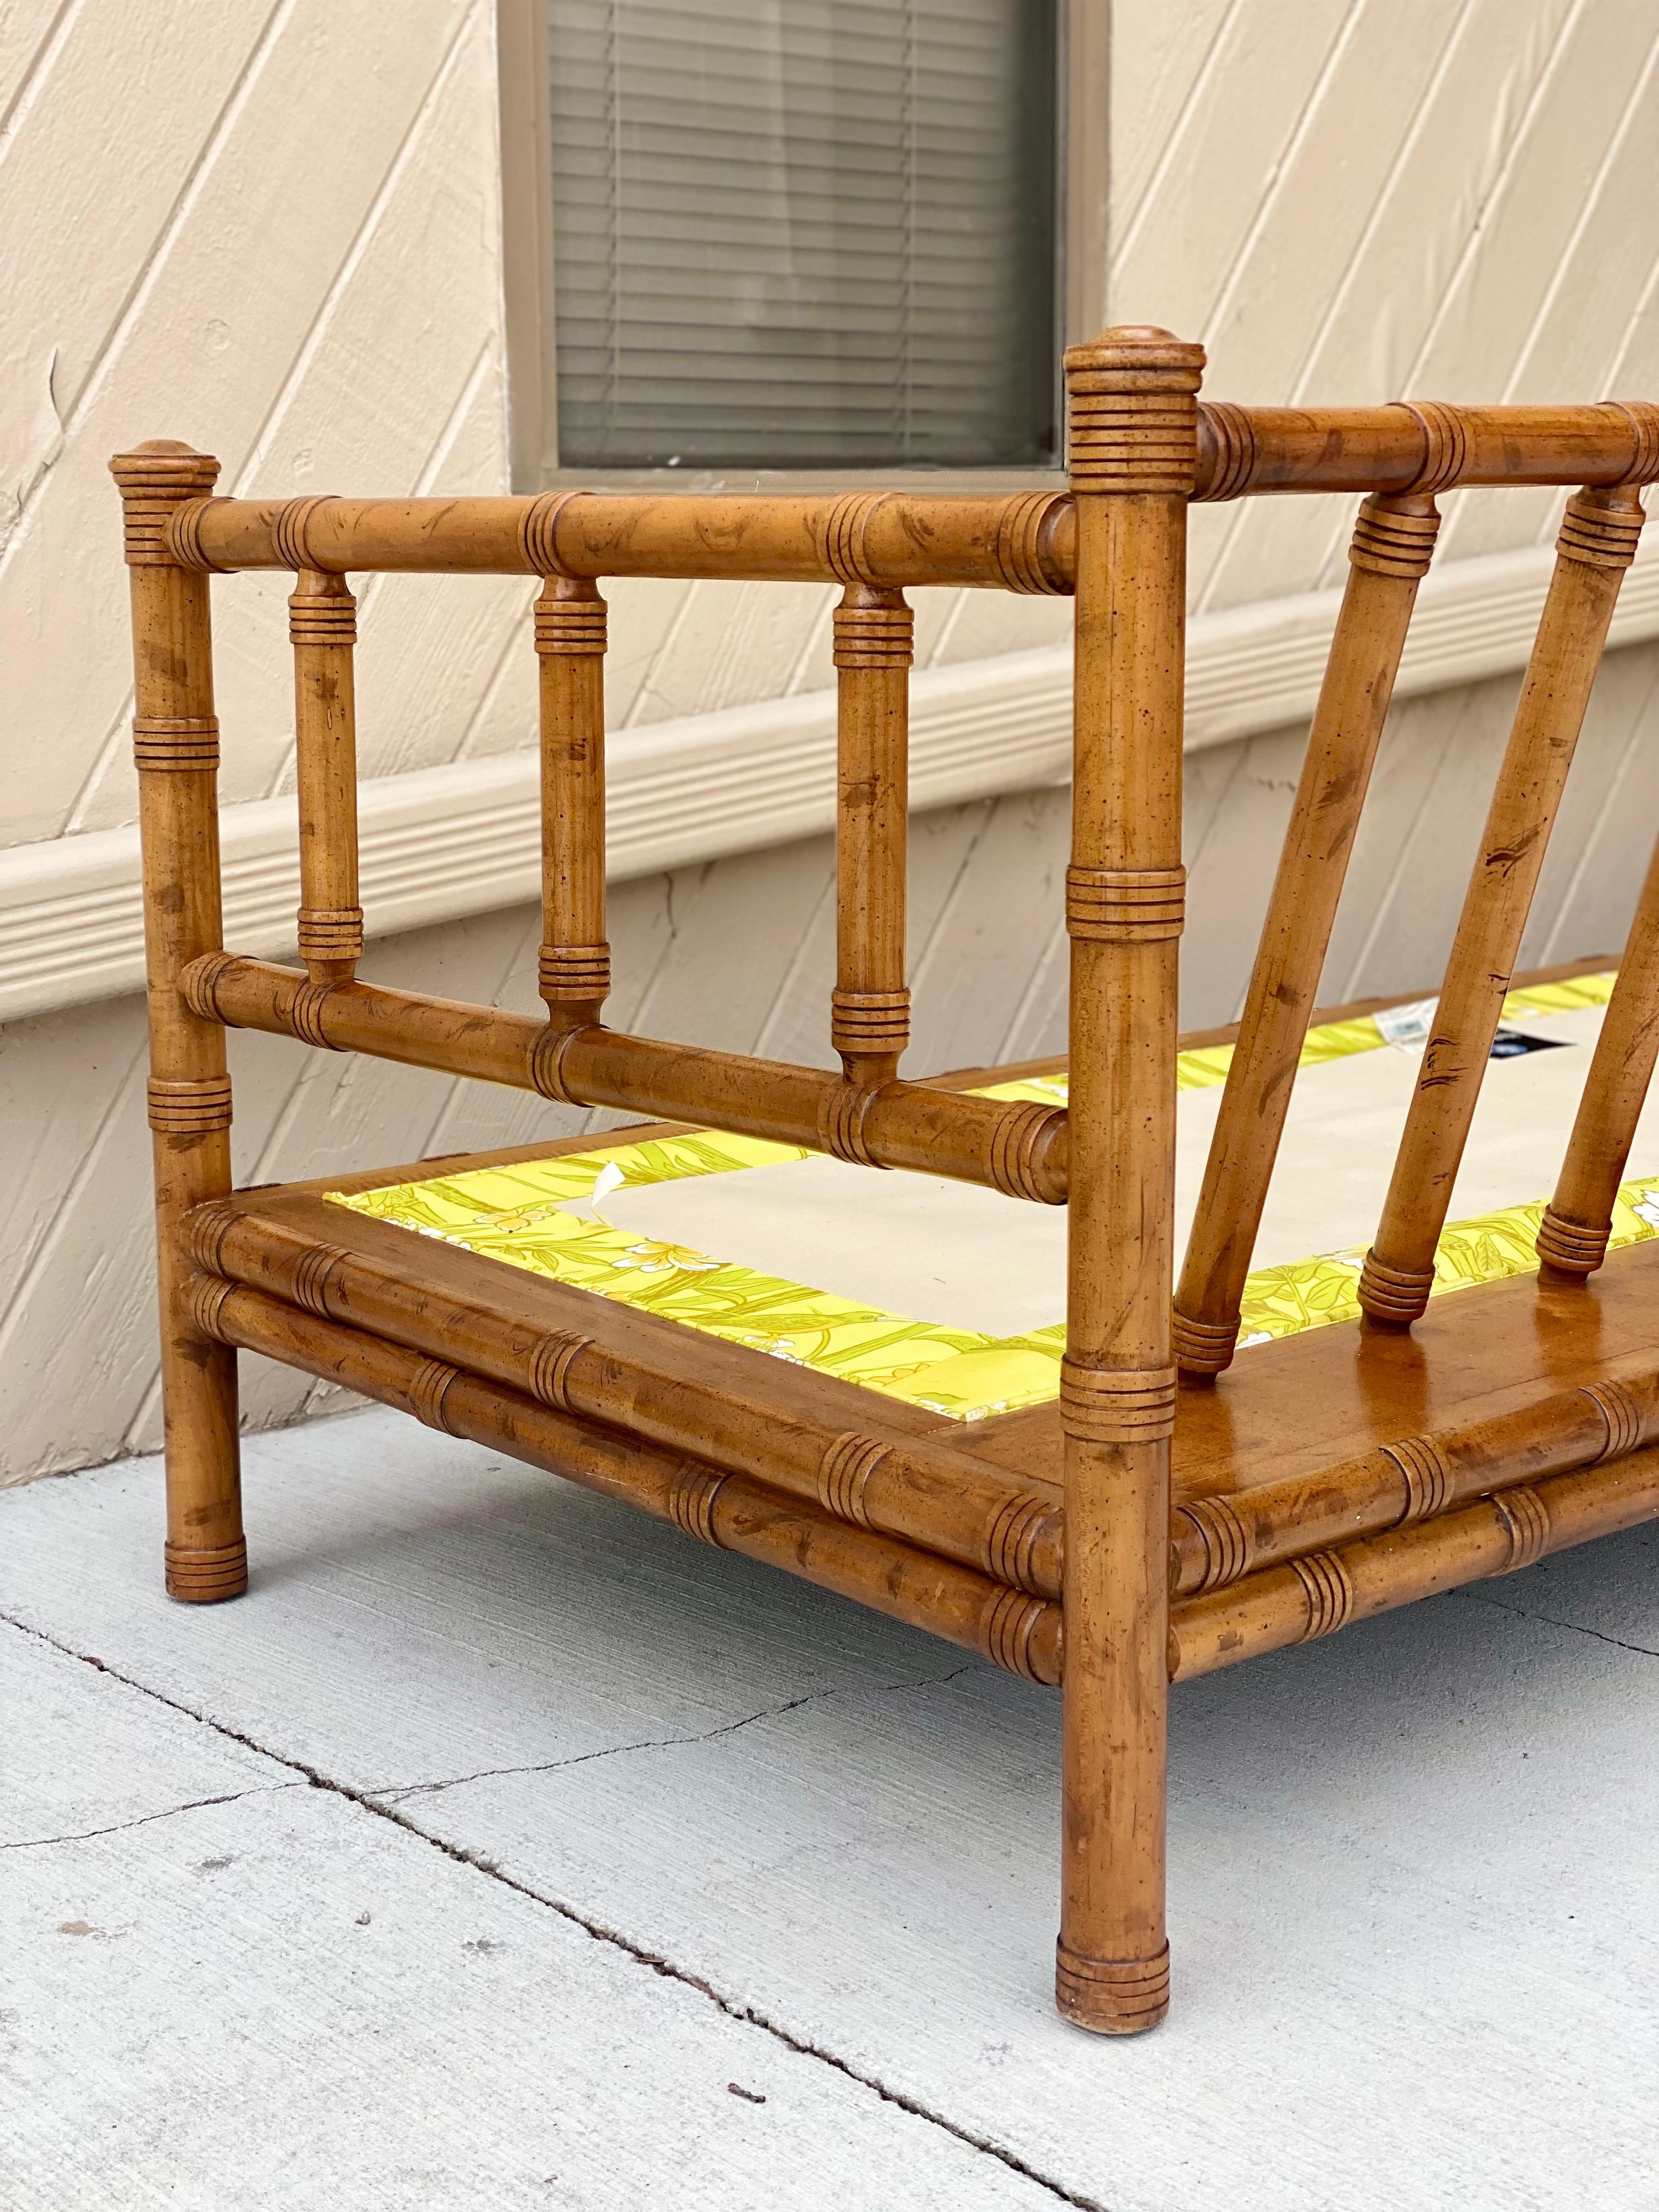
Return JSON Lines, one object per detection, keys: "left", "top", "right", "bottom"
{"left": 1359, "top": 483, "right": 1648, "bottom": 1328}
{"left": 1173, "top": 491, "right": 1443, "bottom": 1375}
{"left": 831, "top": 583, "right": 914, "bottom": 1089}
{"left": 111, "top": 440, "right": 244, "bottom": 1604}
{"left": 533, "top": 573, "right": 611, "bottom": 1029}
{"left": 1539, "top": 771, "right": 1659, "bottom": 1279}
{"left": 289, "top": 567, "right": 363, "bottom": 983}
{"left": 1056, "top": 325, "right": 1201, "bottom": 2037}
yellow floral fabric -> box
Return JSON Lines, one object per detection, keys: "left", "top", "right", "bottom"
{"left": 331, "top": 972, "right": 1626, "bottom": 1422}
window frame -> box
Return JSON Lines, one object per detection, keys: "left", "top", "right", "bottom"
{"left": 497, "top": 0, "right": 1106, "bottom": 493}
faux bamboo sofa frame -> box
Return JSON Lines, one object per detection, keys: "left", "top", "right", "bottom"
{"left": 117, "top": 327, "right": 1659, "bottom": 2034}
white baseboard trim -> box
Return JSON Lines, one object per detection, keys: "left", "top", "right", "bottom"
{"left": 5, "top": 540, "right": 1656, "bottom": 1024}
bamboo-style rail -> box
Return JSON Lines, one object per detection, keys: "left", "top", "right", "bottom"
{"left": 192, "top": 1273, "right": 1062, "bottom": 1686}
{"left": 1539, "top": 823, "right": 1659, "bottom": 1278}
{"left": 169, "top": 487, "right": 1076, "bottom": 588}
{"left": 1172, "top": 1368, "right": 1659, "bottom": 1594}
{"left": 1171, "top": 1441, "right": 1659, "bottom": 1678}
{"left": 534, "top": 576, "right": 610, "bottom": 1026}
{"left": 180, "top": 953, "right": 1070, "bottom": 1202}
{"left": 183, "top": 1195, "right": 1065, "bottom": 1601}
{"left": 187, "top": 1269, "right": 1659, "bottom": 1694}
{"left": 290, "top": 568, "right": 362, "bottom": 983}
{"left": 1190, "top": 400, "right": 1659, "bottom": 502}
{"left": 181, "top": 1190, "right": 1659, "bottom": 1614}
{"left": 1359, "top": 486, "right": 1650, "bottom": 1327}
{"left": 158, "top": 403, "right": 1659, "bottom": 587}
{"left": 832, "top": 584, "right": 914, "bottom": 1085}
{"left": 113, "top": 442, "right": 243, "bottom": 1605}
{"left": 1174, "top": 491, "right": 1442, "bottom": 1373}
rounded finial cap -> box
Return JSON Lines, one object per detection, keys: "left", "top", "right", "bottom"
{"left": 1065, "top": 325, "right": 1205, "bottom": 380}
{"left": 109, "top": 442, "right": 220, "bottom": 496}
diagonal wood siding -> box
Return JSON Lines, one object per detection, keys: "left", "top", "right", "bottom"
{"left": 0, "top": 0, "right": 1070, "bottom": 853}
{"left": 1113, "top": 0, "right": 1659, "bottom": 604}
{"left": 3, "top": 0, "right": 1658, "bottom": 1478}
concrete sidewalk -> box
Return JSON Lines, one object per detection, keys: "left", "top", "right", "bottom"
{"left": 4, "top": 1406, "right": 1656, "bottom": 2210}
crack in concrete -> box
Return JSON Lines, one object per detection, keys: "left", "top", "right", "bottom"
{"left": 367, "top": 1665, "right": 979, "bottom": 1804}
{"left": 1, "top": 1611, "right": 1106, "bottom": 2212}
{"left": 2, "top": 1782, "right": 298, "bottom": 1854}
{"left": 1467, "top": 1590, "right": 1659, "bottom": 1660}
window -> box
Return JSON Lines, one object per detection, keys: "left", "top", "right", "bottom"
{"left": 511, "top": 1, "right": 1062, "bottom": 475}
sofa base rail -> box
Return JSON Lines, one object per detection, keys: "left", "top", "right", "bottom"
{"left": 1172, "top": 1363, "right": 1659, "bottom": 1594}
{"left": 192, "top": 1275, "right": 1063, "bottom": 1686}
{"left": 183, "top": 1197, "right": 1067, "bottom": 1603}
{"left": 185, "top": 1189, "right": 1659, "bottom": 1609}
{"left": 188, "top": 1273, "right": 1659, "bottom": 1689}
{"left": 1172, "top": 1443, "right": 1659, "bottom": 1674}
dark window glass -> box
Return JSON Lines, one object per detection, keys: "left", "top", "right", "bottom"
{"left": 548, "top": 0, "right": 1059, "bottom": 468}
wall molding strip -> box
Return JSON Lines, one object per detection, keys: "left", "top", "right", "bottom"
{"left": 4, "top": 541, "right": 1656, "bottom": 1024}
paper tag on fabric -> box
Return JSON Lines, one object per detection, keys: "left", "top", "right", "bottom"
{"left": 1374, "top": 998, "right": 1574, "bottom": 1058}
{"left": 1374, "top": 998, "right": 1437, "bottom": 1052}
{"left": 1489, "top": 1028, "right": 1570, "bottom": 1059}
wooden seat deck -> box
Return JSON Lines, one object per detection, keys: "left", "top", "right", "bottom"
{"left": 190, "top": 1113, "right": 1659, "bottom": 1697}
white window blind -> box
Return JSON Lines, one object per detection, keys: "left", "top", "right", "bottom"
{"left": 546, "top": 0, "right": 1059, "bottom": 469}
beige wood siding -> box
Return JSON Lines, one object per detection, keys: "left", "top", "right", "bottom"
{"left": 1111, "top": 0, "right": 1659, "bottom": 603}
{"left": 3, "top": 0, "right": 1657, "bottom": 1478}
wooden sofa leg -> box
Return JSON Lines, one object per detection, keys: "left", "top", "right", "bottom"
{"left": 1056, "top": 1434, "right": 1171, "bottom": 2034}
{"left": 158, "top": 1202, "right": 244, "bottom": 1604}
{"left": 112, "top": 440, "right": 246, "bottom": 1604}
{"left": 1053, "top": 324, "right": 1199, "bottom": 2034}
